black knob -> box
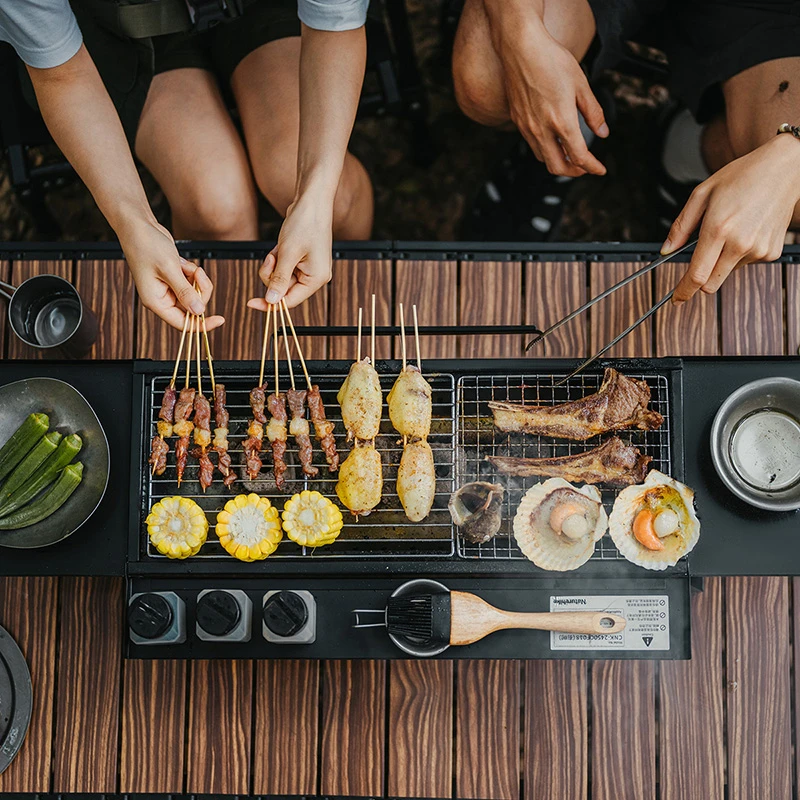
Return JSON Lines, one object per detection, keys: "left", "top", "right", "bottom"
{"left": 263, "top": 591, "right": 308, "bottom": 637}
{"left": 196, "top": 591, "right": 241, "bottom": 637}
{"left": 129, "top": 593, "right": 173, "bottom": 640}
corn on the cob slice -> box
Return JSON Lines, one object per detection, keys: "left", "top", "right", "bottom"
{"left": 216, "top": 493, "right": 282, "bottom": 561}
{"left": 282, "top": 490, "right": 344, "bottom": 547}
{"left": 147, "top": 496, "right": 208, "bottom": 559}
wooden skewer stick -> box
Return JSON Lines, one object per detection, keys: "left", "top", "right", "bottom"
{"left": 171, "top": 310, "right": 191, "bottom": 387}
{"left": 399, "top": 302, "right": 407, "bottom": 371}
{"left": 357, "top": 306, "right": 362, "bottom": 362}
{"left": 185, "top": 315, "right": 194, "bottom": 389}
{"left": 278, "top": 301, "right": 295, "bottom": 390}
{"left": 371, "top": 294, "right": 376, "bottom": 365}
{"left": 273, "top": 301, "right": 280, "bottom": 394}
{"left": 281, "top": 299, "right": 312, "bottom": 390}
{"left": 195, "top": 314, "right": 203, "bottom": 398}
{"left": 259, "top": 303, "right": 273, "bottom": 389}
{"left": 412, "top": 304, "right": 422, "bottom": 372}
{"left": 200, "top": 314, "right": 216, "bottom": 394}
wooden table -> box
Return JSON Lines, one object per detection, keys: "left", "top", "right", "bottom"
{"left": 0, "top": 251, "right": 798, "bottom": 799}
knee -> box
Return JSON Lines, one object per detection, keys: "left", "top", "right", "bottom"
{"left": 452, "top": 40, "right": 507, "bottom": 126}
{"left": 173, "top": 175, "right": 257, "bottom": 240}
{"left": 252, "top": 136, "right": 298, "bottom": 217}
{"left": 333, "top": 156, "right": 373, "bottom": 238}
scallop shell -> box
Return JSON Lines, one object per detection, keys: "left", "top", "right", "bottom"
{"left": 608, "top": 471, "right": 700, "bottom": 570}
{"left": 513, "top": 478, "right": 608, "bottom": 571}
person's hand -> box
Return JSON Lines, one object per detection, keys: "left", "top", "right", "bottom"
{"left": 496, "top": 16, "right": 608, "bottom": 177}
{"left": 664, "top": 134, "right": 800, "bottom": 304}
{"left": 120, "top": 219, "right": 224, "bottom": 330}
{"left": 247, "top": 197, "right": 333, "bottom": 312}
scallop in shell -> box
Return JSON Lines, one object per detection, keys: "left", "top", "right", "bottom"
{"left": 608, "top": 471, "right": 700, "bottom": 570}
{"left": 449, "top": 482, "right": 504, "bottom": 544}
{"left": 513, "top": 478, "right": 607, "bottom": 571}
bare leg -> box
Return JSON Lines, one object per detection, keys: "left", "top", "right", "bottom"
{"left": 135, "top": 68, "right": 259, "bottom": 239}
{"left": 452, "top": 0, "right": 596, "bottom": 126}
{"left": 230, "top": 38, "right": 373, "bottom": 239}
{"left": 702, "top": 57, "right": 800, "bottom": 226}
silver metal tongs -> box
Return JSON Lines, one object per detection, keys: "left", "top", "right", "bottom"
{"left": 525, "top": 239, "right": 698, "bottom": 384}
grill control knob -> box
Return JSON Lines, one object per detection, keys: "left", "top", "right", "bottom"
{"left": 128, "top": 593, "right": 173, "bottom": 640}
{"left": 196, "top": 590, "right": 241, "bottom": 637}
{"left": 263, "top": 590, "right": 309, "bottom": 637}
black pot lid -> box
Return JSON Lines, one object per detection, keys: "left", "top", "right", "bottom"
{"left": 0, "top": 624, "right": 32, "bottom": 775}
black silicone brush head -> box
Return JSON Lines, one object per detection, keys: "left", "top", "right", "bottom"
{"left": 386, "top": 592, "right": 451, "bottom": 646}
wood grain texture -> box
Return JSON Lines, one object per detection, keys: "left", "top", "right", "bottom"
{"left": 655, "top": 261, "right": 719, "bottom": 356}
{"left": 328, "top": 259, "right": 393, "bottom": 360}
{"left": 787, "top": 263, "right": 799, "bottom": 356}
{"left": 396, "top": 260, "right": 458, "bottom": 358}
{"left": 120, "top": 659, "right": 187, "bottom": 793}
{"left": 290, "top": 282, "right": 329, "bottom": 361}
{"left": 321, "top": 659, "right": 386, "bottom": 797}
{"left": 726, "top": 577, "right": 792, "bottom": 800}
{"left": 388, "top": 659, "right": 454, "bottom": 798}
{"left": 660, "top": 579, "right": 725, "bottom": 800}
{"left": 525, "top": 661, "right": 587, "bottom": 800}
{"left": 0, "top": 577, "right": 58, "bottom": 793}
{"left": 186, "top": 659, "right": 253, "bottom": 795}
{"left": 74, "top": 260, "right": 135, "bottom": 359}
{"left": 459, "top": 261, "right": 523, "bottom": 358}
{"left": 591, "top": 661, "right": 656, "bottom": 800}
{"left": 525, "top": 261, "right": 588, "bottom": 358}
{"left": 720, "top": 262, "right": 783, "bottom": 355}
{"left": 456, "top": 659, "right": 520, "bottom": 800}
{"left": 0, "top": 260, "right": 9, "bottom": 358}
{"left": 52, "top": 577, "right": 124, "bottom": 793}
{"left": 7, "top": 260, "right": 73, "bottom": 359}
{"left": 253, "top": 659, "right": 319, "bottom": 796}
{"left": 589, "top": 261, "right": 653, "bottom": 357}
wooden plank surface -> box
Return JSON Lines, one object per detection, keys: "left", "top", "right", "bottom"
{"left": 290, "top": 282, "right": 329, "bottom": 362}
{"left": 74, "top": 260, "right": 135, "bottom": 359}
{"left": 459, "top": 261, "right": 523, "bottom": 358}
{"left": 589, "top": 261, "right": 653, "bottom": 357}
{"left": 787, "top": 263, "right": 799, "bottom": 356}
{"left": 321, "top": 660, "right": 386, "bottom": 797}
{"left": 456, "top": 659, "right": 520, "bottom": 800}
{"left": 525, "top": 661, "right": 587, "bottom": 800}
{"left": 328, "top": 259, "right": 393, "bottom": 360}
{"left": 726, "top": 577, "right": 792, "bottom": 800}
{"left": 655, "top": 261, "right": 719, "bottom": 356}
{"left": 0, "top": 260, "right": 8, "bottom": 358}
{"left": 6, "top": 260, "right": 73, "bottom": 359}
{"left": 525, "top": 261, "right": 588, "bottom": 358}
{"left": 0, "top": 577, "right": 58, "bottom": 793}
{"left": 396, "top": 259, "right": 458, "bottom": 358}
{"left": 660, "top": 580, "right": 725, "bottom": 800}
{"left": 591, "top": 661, "right": 656, "bottom": 800}
{"left": 388, "top": 660, "right": 454, "bottom": 798}
{"left": 186, "top": 660, "right": 253, "bottom": 795}
{"left": 52, "top": 577, "right": 124, "bottom": 793}
{"left": 120, "top": 660, "right": 187, "bottom": 794}
{"left": 253, "top": 660, "right": 319, "bottom": 796}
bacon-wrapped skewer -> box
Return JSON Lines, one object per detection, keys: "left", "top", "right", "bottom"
{"left": 287, "top": 388, "right": 318, "bottom": 477}
{"left": 193, "top": 392, "right": 213, "bottom": 491}
{"left": 243, "top": 384, "right": 266, "bottom": 481}
{"left": 307, "top": 385, "right": 339, "bottom": 472}
{"left": 267, "top": 390, "right": 288, "bottom": 489}
{"left": 173, "top": 386, "right": 195, "bottom": 487}
{"left": 212, "top": 383, "right": 235, "bottom": 487}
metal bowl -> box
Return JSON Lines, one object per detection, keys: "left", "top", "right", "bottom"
{"left": 710, "top": 377, "right": 800, "bottom": 512}
{"left": 0, "top": 378, "right": 110, "bottom": 548}
{"left": 388, "top": 578, "right": 451, "bottom": 657}
{"left": 0, "top": 624, "right": 32, "bottom": 775}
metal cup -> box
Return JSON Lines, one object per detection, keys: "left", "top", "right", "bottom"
{"left": 0, "top": 275, "right": 98, "bottom": 358}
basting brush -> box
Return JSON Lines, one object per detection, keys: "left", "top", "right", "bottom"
{"left": 387, "top": 591, "right": 626, "bottom": 646}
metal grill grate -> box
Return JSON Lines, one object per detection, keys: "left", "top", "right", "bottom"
{"left": 142, "top": 371, "right": 456, "bottom": 558}
{"left": 456, "top": 373, "right": 672, "bottom": 560}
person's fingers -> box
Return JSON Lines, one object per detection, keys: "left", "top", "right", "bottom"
{"left": 540, "top": 133, "right": 584, "bottom": 177}
{"left": 180, "top": 259, "right": 214, "bottom": 302}
{"left": 202, "top": 314, "right": 225, "bottom": 332}
{"left": 248, "top": 274, "right": 298, "bottom": 310}
{"left": 663, "top": 185, "right": 709, "bottom": 254}
{"left": 282, "top": 273, "right": 328, "bottom": 308}
{"left": 141, "top": 292, "right": 194, "bottom": 330}
{"left": 557, "top": 116, "right": 606, "bottom": 176}
{"left": 264, "top": 247, "right": 300, "bottom": 304}
{"left": 672, "top": 223, "right": 725, "bottom": 304}
{"left": 576, "top": 84, "right": 609, "bottom": 138}
{"left": 258, "top": 249, "right": 278, "bottom": 286}
{"left": 700, "top": 248, "right": 750, "bottom": 295}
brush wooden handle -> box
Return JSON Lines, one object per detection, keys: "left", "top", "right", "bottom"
{"left": 449, "top": 591, "right": 626, "bottom": 646}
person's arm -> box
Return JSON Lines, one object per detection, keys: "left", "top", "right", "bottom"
{"left": 27, "top": 45, "right": 223, "bottom": 329}
{"left": 481, "top": 0, "right": 607, "bottom": 176}
{"left": 663, "top": 133, "right": 800, "bottom": 304}
{"left": 248, "top": 22, "right": 366, "bottom": 311}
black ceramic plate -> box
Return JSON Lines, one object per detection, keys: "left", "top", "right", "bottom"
{"left": 0, "top": 624, "right": 32, "bottom": 775}
{"left": 0, "top": 378, "right": 110, "bottom": 548}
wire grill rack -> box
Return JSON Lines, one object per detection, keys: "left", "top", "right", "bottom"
{"left": 456, "top": 372, "right": 672, "bottom": 560}
{"left": 142, "top": 372, "right": 456, "bottom": 559}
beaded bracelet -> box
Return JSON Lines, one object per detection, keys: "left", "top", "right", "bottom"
{"left": 777, "top": 122, "right": 800, "bottom": 139}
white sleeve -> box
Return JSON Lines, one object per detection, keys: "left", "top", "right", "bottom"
{"left": 0, "top": 0, "right": 83, "bottom": 68}
{"left": 298, "top": 0, "right": 368, "bottom": 32}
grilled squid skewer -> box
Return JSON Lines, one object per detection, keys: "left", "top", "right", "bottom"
{"left": 287, "top": 388, "right": 318, "bottom": 477}
{"left": 396, "top": 439, "right": 436, "bottom": 522}
{"left": 336, "top": 442, "right": 382, "bottom": 517}
{"left": 337, "top": 358, "right": 382, "bottom": 442}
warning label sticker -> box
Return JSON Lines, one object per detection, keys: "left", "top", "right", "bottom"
{"left": 548, "top": 595, "right": 670, "bottom": 651}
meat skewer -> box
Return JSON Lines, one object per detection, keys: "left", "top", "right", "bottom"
{"left": 244, "top": 383, "right": 266, "bottom": 481}
{"left": 173, "top": 316, "right": 196, "bottom": 487}
{"left": 192, "top": 319, "right": 214, "bottom": 492}
{"left": 281, "top": 299, "right": 339, "bottom": 472}
{"left": 267, "top": 306, "right": 288, "bottom": 489}
{"left": 279, "top": 302, "right": 318, "bottom": 477}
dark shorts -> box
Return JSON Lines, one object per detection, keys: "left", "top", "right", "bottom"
{"left": 588, "top": 0, "right": 800, "bottom": 122}
{"left": 70, "top": 0, "right": 301, "bottom": 145}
